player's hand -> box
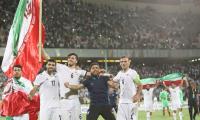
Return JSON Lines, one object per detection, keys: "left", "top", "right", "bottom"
{"left": 28, "top": 94, "right": 33, "bottom": 101}
{"left": 64, "top": 82, "right": 70, "bottom": 88}
{"left": 133, "top": 93, "right": 140, "bottom": 103}
{"left": 99, "top": 69, "right": 106, "bottom": 73}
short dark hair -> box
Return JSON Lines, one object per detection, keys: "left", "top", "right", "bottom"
{"left": 89, "top": 62, "right": 100, "bottom": 70}
{"left": 47, "top": 59, "right": 56, "bottom": 64}
{"left": 120, "top": 56, "right": 130, "bottom": 60}
{"left": 67, "top": 53, "right": 79, "bottom": 61}
{"left": 13, "top": 64, "right": 22, "bottom": 69}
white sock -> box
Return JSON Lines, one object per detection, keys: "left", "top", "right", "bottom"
{"left": 146, "top": 112, "right": 150, "bottom": 120}
{"left": 173, "top": 112, "right": 177, "bottom": 120}
{"left": 179, "top": 112, "right": 183, "bottom": 120}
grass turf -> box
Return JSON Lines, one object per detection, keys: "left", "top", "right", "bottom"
{"left": 1, "top": 109, "right": 199, "bottom": 120}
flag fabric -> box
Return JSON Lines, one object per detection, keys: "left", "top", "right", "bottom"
{"left": 160, "top": 73, "right": 184, "bottom": 86}
{"left": 1, "top": 0, "right": 45, "bottom": 82}
{"left": 0, "top": 0, "right": 44, "bottom": 119}
{"left": 140, "top": 78, "right": 158, "bottom": 89}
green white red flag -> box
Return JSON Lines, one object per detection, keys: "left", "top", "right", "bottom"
{"left": 160, "top": 73, "right": 184, "bottom": 86}
{"left": 1, "top": 0, "right": 45, "bottom": 81}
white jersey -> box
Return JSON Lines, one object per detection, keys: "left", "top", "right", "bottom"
{"left": 169, "top": 87, "right": 182, "bottom": 110}
{"left": 113, "top": 68, "right": 139, "bottom": 103}
{"left": 34, "top": 71, "right": 60, "bottom": 109}
{"left": 169, "top": 87, "right": 181, "bottom": 103}
{"left": 56, "top": 63, "right": 86, "bottom": 99}
{"left": 142, "top": 88, "right": 154, "bottom": 105}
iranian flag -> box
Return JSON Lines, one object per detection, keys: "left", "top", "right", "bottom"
{"left": 1, "top": 0, "right": 45, "bottom": 82}
{"left": 140, "top": 78, "right": 159, "bottom": 89}
{"left": 160, "top": 73, "right": 184, "bottom": 86}
{"left": 0, "top": 0, "right": 44, "bottom": 119}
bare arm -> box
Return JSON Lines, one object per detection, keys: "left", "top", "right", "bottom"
{"left": 133, "top": 74, "right": 142, "bottom": 102}
{"left": 29, "top": 85, "right": 39, "bottom": 100}
{"left": 41, "top": 47, "right": 50, "bottom": 60}
{"left": 107, "top": 79, "right": 119, "bottom": 89}
{"left": 64, "top": 82, "right": 84, "bottom": 90}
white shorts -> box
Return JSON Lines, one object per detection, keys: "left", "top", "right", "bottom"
{"left": 13, "top": 113, "right": 29, "bottom": 120}
{"left": 59, "top": 98, "right": 81, "bottom": 120}
{"left": 39, "top": 107, "right": 60, "bottom": 120}
{"left": 117, "top": 103, "right": 138, "bottom": 120}
{"left": 144, "top": 103, "right": 153, "bottom": 112}
{"left": 171, "top": 101, "right": 181, "bottom": 110}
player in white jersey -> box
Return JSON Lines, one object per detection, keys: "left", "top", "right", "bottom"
{"left": 55, "top": 53, "right": 88, "bottom": 120}
{"left": 41, "top": 48, "right": 89, "bottom": 120}
{"left": 164, "top": 82, "right": 183, "bottom": 120}
{"left": 3, "top": 65, "right": 33, "bottom": 120}
{"left": 142, "top": 85, "right": 154, "bottom": 120}
{"left": 29, "top": 59, "right": 60, "bottom": 120}
{"left": 113, "top": 56, "right": 142, "bottom": 120}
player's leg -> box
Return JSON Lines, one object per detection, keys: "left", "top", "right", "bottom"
{"left": 59, "top": 99, "right": 72, "bottom": 120}
{"left": 193, "top": 103, "right": 198, "bottom": 120}
{"left": 167, "top": 106, "right": 171, "bottom": 116}
{"left": 86, "top": 105, "right": 100, "bottom": 120}
{"left": 162, "top": 107, "right": 165, "bottom": 116}
{"left": 71, "top": 99, "right": 82, "bottom": 120}
{"left": 129, "top": 103, "right": 138, "bottom": 120}
{"left": 100, "top": 105, "right": 115, "bottom": 120}
{"left": 116, "top": 103, "right": 128, "bottom": 120}
{"left": 39, "top": 108, "right": 52, "bottom": 120}
{"left": 178, "top": 107, "right": 183, "bottom": 120}
{"left": 188, "top": 104, "right": 193, "bottom": 120}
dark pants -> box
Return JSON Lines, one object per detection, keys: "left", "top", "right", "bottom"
{"left": 188, "top": 102, "right": 198, "bottom": 120}
{"left": 86, "top": 105, "right": 116, "bottom": 120}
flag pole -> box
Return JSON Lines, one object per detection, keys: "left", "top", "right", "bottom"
{"left": 39, "top": 0, "right": 42, "bottom": 62}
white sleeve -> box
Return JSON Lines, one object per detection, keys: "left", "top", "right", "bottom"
{"left": 113, "top": 72, "right": 120, "bottom": 83}
{"left": 34, "top": 74, "right": 43, "bottom": 86}
{"left": 78, "top": 69, "right": 87, "bottom": 77}
{"left": 26, "top": 80, "right": 33, "bottom": 93}
{"left": 56, "top": 63, "right": 69, "bottom": 73}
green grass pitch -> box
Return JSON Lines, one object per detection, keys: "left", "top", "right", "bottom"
{"left": 1, "top": 109, "right": 199, "bottom": 120}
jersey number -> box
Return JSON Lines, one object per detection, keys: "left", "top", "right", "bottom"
{"left": 71, "top": 73, "right": 74, "bottom": 78}
{"left": 51, "top": 81, "right": 55, "bottom": 86}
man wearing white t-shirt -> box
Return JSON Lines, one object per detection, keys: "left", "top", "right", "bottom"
{"left": 56, "top": 53, "right": 89, "bottom": 120}
{"left": 42, "top": 49, "right": 89, "bottom": 120}
{"left": 113, "top": 56, "right": 142, "bottom": 120}
{"left": 142, "top": 83, "right": 159, "bottom": 120}
{"left": 142, "top": 85, "right": 154, "bottom": 120}
{"left": 165, "top": 83, "right": 183, "bottom": 120}
{"left": 29, "top": 59, "right": 60, "bottom": 120}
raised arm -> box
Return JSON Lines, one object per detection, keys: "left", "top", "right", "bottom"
{"left": 41, "top": 47, "right": 50, "bottom": 60}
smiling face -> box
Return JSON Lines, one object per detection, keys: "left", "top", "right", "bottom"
{"left": 67, "top": 54, "right": 78, "bottom": 67}
{"left": 13, "top": 66, "right": 22, "bottom": 79}
{"left": 90, "top": 63, "right": 101, "bottom": 76}
{"left": 120, "top": 57, "right": 131, "bottom": 71}
{"left": 46, "top": 61, "right": 56, "bottom": 74}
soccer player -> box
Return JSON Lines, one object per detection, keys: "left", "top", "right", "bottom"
{"left": 113, "top": 56, "right": 142, "bottom": 120}
{"left": 29, "top": 59, "right": 60, "bottom": 120}
{"left": 42, "top": 48, "right": 89, "bottom": 120}
{"left": 3, "top": 65, "right": 33, "bottom": 120}
{"left": 55, "top": 53, "right": 88, "bottom": 120}
{"left": 65, "top": 62, "right": 116, "bottom": 120}
{"left": 164, "top": 82, "right": 183, "bottom": 120}
{"left": 142, "top": 83, "right": 159, "bottom": 120}
{"left": 186, "top": 81, "right": 199, "bottom": 120}
{"left": 159, "top": 87, "right": 171, "bottom": 116}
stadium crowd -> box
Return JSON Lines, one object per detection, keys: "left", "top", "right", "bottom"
{"left": 1, "top": 0, "right": 200, "bottom": 49}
